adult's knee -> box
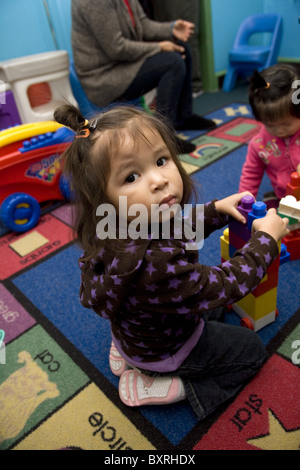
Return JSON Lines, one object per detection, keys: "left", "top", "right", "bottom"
{"left": 166, "top": 51, "right": 187, "bottom": 78}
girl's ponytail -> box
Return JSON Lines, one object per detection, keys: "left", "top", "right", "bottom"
{"left": 250, "top": 70, "right": 270, "bottom": 91}
{"left": 249, "top": 64, "right": 300, "bottom": 122}
{"left": 54, "top": 104, "right": 86, "bottom": 133}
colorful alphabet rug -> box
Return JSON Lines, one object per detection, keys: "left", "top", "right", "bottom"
{"left": 0, "top": 103, "right": 299, "bottom": 451}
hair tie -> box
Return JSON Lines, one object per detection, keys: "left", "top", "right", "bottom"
{"left": 75, "top": 115, "right": 102, "bottom": 138}
{"left": 76, "top": 119, "right": 92, "bottom": 139}
{"left": 76, "top": 128, "right": 90, "bottom": 138}
{"left": 265, "top": 82, "right": 270, "bottom": 89}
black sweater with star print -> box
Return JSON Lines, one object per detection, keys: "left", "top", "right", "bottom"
{"left": 79, "top": 200, "right": 279, "bottom": 372}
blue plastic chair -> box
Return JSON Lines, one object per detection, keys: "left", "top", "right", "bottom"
{"left": 222, "top": 14, "right": 283, "bottom": 92}
{"left": 69, "top": 60, "right": 105, "bottom": 117}
{"left": 69, "top": 59, "right": 144, "bottom": 117}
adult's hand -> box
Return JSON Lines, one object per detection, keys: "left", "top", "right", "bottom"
{"left": 159, "top": 41, "right": 185, "bottom": 55}
{"left": 172, "top": 19, "right": 195, "bottom": 42}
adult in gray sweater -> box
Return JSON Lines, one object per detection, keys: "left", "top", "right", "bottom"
{"left": 71, "top": 0, "right": 216, "bottom": 153}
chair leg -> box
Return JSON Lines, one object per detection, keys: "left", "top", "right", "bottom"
{"left": 222, "top": 66, "right": 238, "bottom": 92}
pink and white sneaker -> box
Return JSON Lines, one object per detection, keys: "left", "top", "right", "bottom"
{"left": 109, "top": 342, "right": 129, "bottom": 376}
{"left": 119, "top": 369, "right": 185, "bottom": 407}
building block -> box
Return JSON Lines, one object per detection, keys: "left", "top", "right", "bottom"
{"left": 235, "top": 193, "right": 255, "bottom": 219}
{"left": 251, "top": 256, "right": 280, "bottom": 297}
{"left": 235, "top": 286, "right": 278, "bottom": 321}
{"left": 279, "top": 243, "right": 290, "bottom": 264}
{"left": 229, "top": 243, "right": 236, "bottom": 258}
{"left": 228, "top": 218, "right": 251, "bottom": 242}
{"left": 251, "top": 266, "right": 278, "bottom": 297}
{"left": 233, "top": 305, "right": 277, "bottom": 332}
{"left": 278, "top": 195, "right": 300, "bottom": 225}
{"left": 282, "top": 229, "right": 300, "bottom": 261}
{"left": 247, "top": 201, "right": 267, "bottom": 231}
{"left": 228, "top": 194, "right": 254, "bottom": 242}
{"left": 229, "top": 230, "right": 248, "bottom": 251}
{"left": 276, "top": 172, "right": 300, "bottom": 261}
{"left": 220, "top": 227, "right": 230, "bottom": 260}
{"left": 221, "top": 194, "right": 281, "bottom": 331}
{"left": 285, "top": 171, "right": 300, "bottom": 200}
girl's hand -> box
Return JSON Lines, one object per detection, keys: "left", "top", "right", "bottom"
{"left": 252, "top": 208, "right": 290, "bottom": 242}
{"left": 172, "top": 19, "right": 195, "bottom": 42}
{"left": 215, "top": 192, "right": 254, "bottom": 224}
{"left": 297, "top": 162, "right": 300, "bottom": 176}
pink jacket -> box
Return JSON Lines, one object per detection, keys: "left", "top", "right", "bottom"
{"left": 239, "top": 126, "right": 300, "bottom": 199}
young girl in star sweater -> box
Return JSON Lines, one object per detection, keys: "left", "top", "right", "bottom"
{"left": 54, "top": 104, "right": 289, "bottom": 421}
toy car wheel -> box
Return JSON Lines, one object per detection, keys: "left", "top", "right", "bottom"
{"left": 0, "top": 193, "right": 41, "bottom": 233}
{"left": 240, "top": 317, "right": 254, "bottom": 330}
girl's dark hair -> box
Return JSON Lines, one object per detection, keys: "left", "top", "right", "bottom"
{"left": 249, "top": 63, "right": 300, "bottom": 122}
{"left": 54, "top": 104, "right": 196, "bottom": 259}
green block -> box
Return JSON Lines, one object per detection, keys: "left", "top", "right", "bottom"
{"left": 278, "top": 212, "right": 298, "bottom": 225}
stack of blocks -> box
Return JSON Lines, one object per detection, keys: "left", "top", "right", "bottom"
{"left": 279, "top": 172, "right": 300, "bottom": 261}
{"left": 220, "top": 194, "right": 280, "bottom": 331}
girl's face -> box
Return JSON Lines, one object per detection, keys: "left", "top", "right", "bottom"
{"left": 263, "top": 116, "right": 300, "bottom": 139}
{"left": 105, "top": 128, "right": 184, "bottom": 223}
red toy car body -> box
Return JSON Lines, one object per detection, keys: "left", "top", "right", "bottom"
{"left": 0, "top": 124, "right": 73, "bottom": 232}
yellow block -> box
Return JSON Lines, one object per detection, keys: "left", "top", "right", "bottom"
{"left": 235, "top": 287, "right": 277, "bottom": 321}
{"left": 13, "top": 383, "right": 156, "bottom": 451}
{"left": 220, "top": 228, "right": 230, "bottom": 260}
{"left": 9, "top": 231, "right": 49, "bottom": 257}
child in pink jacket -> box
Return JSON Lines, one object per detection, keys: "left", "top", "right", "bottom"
{"left": 239, "top": 64, "right": 300, "bottom": 208}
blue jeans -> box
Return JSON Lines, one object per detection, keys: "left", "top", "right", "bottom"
{"left": 115, "top": 41, "right": 193, "bottom": 128}
{"left": 141, "top": 309, "right": 266, "bottom": 421}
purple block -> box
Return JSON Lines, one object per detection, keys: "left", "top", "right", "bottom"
{"left": 228, "top": 218, "right": 251, "bottom": 242}
{"left": 0, "top": 283, "right": 36, "bottom": 343}
{"left": 238, "top": 194, "right": 255, "bottom": 219}
{"left": 228, "top": 194, "right": 255, "bottom": 242}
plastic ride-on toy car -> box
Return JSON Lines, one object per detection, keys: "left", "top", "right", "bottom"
{"left": 0, "top": 122, "right": 74, "bottom": 233}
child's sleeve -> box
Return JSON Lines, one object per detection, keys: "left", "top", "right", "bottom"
{"left": 189, "top": 200, "right": 228, "bottom": 239}
{"left": 238, "top": 140, "right": 266, "bottom": 197}
{"left": 142, "top": 230, "right": 279, "bottom": 314}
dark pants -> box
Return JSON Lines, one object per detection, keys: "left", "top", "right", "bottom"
{"left": 151, "top": 0, "right": 202, "bottom": 92}
{"left": 142, "top": 309, "right": 266, "bottom": 421}
{"left": 116, "top": 41, "right": 193, "bottom": 128}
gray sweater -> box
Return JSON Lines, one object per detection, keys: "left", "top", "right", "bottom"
{"left": 71, "top": 0, "right": 174, "bottom": 106}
